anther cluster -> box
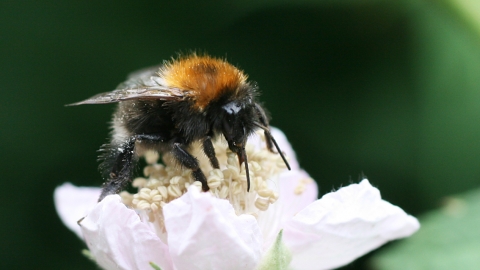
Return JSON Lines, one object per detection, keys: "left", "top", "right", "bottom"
{"left": 120, "top": 131, "right": 288, "bottom": 221}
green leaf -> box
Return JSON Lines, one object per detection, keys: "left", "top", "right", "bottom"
{"left": 370, "top": 188, "right": 480, "bottom": 270}
{"left": 445, "top": 0, "right": 480, "bottom": 37}
{"left": 257, "top": 230, "right": 292, "bottom": 270}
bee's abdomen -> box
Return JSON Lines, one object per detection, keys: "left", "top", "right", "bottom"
{"left": 115, "top": 100, "right": 175, "bottom": 141}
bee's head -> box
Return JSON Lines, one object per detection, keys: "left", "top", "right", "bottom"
{"left": 209, "top": 96, "right": 257, "bottom": 190}
{"left": 219, "top": 99, "right": 256, "bottom": 155}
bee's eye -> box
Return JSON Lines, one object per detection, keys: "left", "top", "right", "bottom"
{"left": 222, "top": 118, "right": 233, "bottom": 139}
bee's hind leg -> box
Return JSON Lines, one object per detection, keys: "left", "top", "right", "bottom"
{"left": 98, "top": 134, "right": 166, "bottom": 202}
{"left": 172, "top": 142, "right": 209, "bottom": 192}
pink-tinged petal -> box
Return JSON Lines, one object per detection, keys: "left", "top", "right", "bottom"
{"left": 164, "top": 187, "right": 262, "bottom": 270}
{"left": 80, "top": 195, "right": 173, "bottom": 270}
{"left": 257, "top": 170, "right": 318, "bottom": 249}
{"left": 276, "top": 170, "right": 318, "bottom": 219}
{"left": 54, "top": 183, "right": 101, "bottom": 238}
{"left": 283, "top": 179, "right": 420, "bottom": 270}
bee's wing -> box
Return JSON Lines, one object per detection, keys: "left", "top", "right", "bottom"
{"left": 67, "top": 87, "right": 185, "bottom": 105}
{"left": 67, "top": 65, "right": 187, "bottom": 106}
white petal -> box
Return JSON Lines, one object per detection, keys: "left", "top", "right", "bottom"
{"left": 257, "top": 170, "right": 318, "bottom": 249}
{"left": 283, "top": 179, "right": 420, "bottom": 270}
{"left": 164, "top": 187, "right": 262, "bottom": 270}
{"left": 54, "top": 183, "right": 101, "bottom": 238}
{"left": 80, "top": 195, "right": 173, "bottom": 270}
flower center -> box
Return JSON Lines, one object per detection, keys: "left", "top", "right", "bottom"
{"left": 120, "top": 131, "right": 288, "bottom": 221}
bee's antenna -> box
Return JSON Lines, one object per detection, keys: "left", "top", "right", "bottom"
{"left": 254, "top": 122, "right": 291, "bottom": 171}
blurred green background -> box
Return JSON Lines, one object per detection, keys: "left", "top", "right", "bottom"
{"left": 2, "top": 0, "right": 480, "bottom": 269}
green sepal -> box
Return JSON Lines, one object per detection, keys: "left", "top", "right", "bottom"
{"left": 257, "top": 230, "right": 292, "bottom": 270}
{"left": 149, "top": 262, "right": 162, "bottom": 270}
{"left": 81, "top": 249, "right": 96, "bottom": 262}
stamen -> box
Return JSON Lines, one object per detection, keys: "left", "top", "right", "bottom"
{"left": 145, "top": 150, "right": 160, "bottom": 165}
{"left": 157, "top": 186, "right": 168, "bottom": 199}
{"left": 255, "top": 197, "right": 270, "bottom": 211}
{"left": 120, "top": 130, "right": 289, "bottom": 221}
{"left": 294, "top": 178, "right": 314, "bottom": 195}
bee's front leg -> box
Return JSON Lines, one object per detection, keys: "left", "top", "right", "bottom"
{"left": 202, "top": 136, "right": 219, "bottom": 169}
{"left": 253, "top": 103, "right": 291, "bottom": 171}
{"left": 253, "top": 103, "right": 275, "bottom": 152}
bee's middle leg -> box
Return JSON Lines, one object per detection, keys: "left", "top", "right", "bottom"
{"left": 172, "top": 142, "right": 209, "bottom": 191}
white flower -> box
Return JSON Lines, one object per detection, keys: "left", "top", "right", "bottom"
{"left": 55, "top": 128, "right": 419, "bottom": 270}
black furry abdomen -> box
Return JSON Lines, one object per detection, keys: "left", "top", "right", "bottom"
{"left": 119, "top": 100, "right": 175, "bottom": 141}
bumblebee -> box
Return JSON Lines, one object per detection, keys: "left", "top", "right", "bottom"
{"left": 70, "top": 53, "right": 290, "bottom": 201}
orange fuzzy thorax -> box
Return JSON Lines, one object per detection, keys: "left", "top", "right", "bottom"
{"left": 160, "top": 55, "right": 248, "bottom": 110}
